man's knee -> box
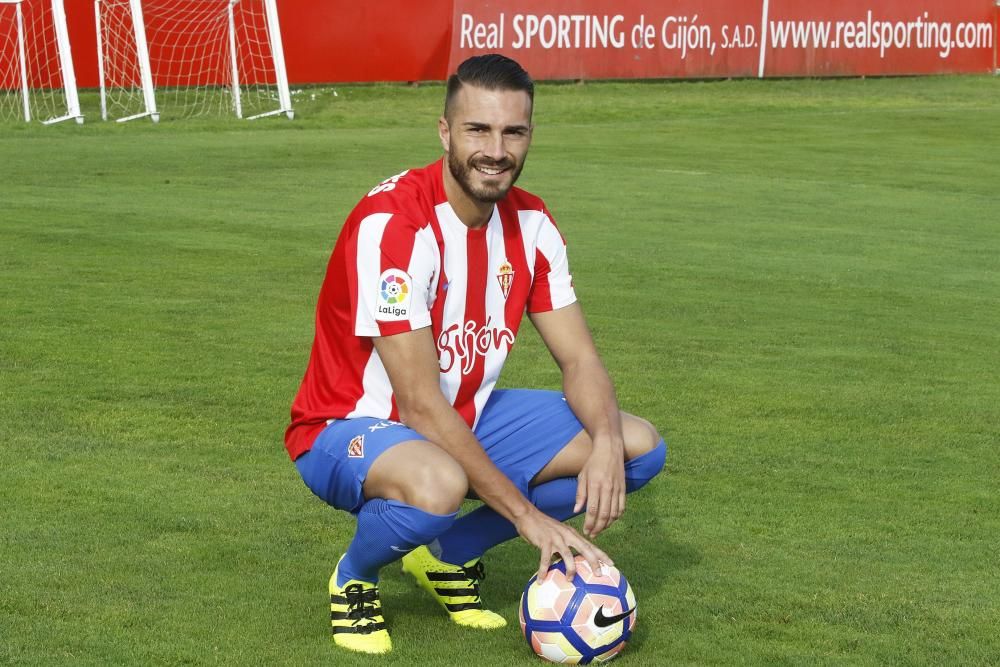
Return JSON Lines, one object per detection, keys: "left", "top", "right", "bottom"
{"left": 623, "top": 414, "right": 663, "bottom": 460}
{"left": 404, "top": 454, "right": 468, "bottom": 514}
{"left": 622, "top": 414, "right": 666, "bottom": 492}
{"left": 365, "top": 441, "right": 468, "bottom": 515}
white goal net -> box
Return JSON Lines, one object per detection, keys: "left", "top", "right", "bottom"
{"left": 0, "top": 0, "right": 82, "bottom": 123}
{"left": 96, "top": 0, "right": 293, "bottom": 122}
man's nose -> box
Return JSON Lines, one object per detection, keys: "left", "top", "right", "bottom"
{"left": 482, "top": 131, "right": 505, "bottom": 160}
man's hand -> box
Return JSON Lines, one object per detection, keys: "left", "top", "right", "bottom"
{"left": 574, "top": 434, "right": 626, "bottom": 538}
{"left": 514, "top": 508, "right": 613, "bottom": 582}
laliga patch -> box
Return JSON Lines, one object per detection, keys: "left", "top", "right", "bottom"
{"left": 347, "top": 435, "right": 365, "bottom": 458}
{"left": 376, "top": 269, "right": 411, "bottom": 321}
{"left": 496, "top": 260, "right": 514, "bottom": 300}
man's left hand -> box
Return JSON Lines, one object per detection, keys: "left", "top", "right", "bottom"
{"left": 573, "top": 436, "right": 626, "bottom": 537}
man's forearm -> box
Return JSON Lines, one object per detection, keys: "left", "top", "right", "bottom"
{"left": 561, "top": 356, "right": 624, "bottom": 448}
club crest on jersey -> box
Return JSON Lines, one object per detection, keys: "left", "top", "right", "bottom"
{"left": 376, "top": 269, "right": 411, "bottom": 321}
{"left": 497, "top": 260, "right": 514, "bottom": 300}
{"left": 347, "top": 435, "right": 365, "bottom": 458}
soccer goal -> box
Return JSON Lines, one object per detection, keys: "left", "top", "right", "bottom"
{"left": 95, "top": 0, "right": 293, "bottom": 122}
{"left": 0, "top": 0, "right": 83, "bottom": 123}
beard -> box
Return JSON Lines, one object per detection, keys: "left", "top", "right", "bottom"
{"left": 447, "top": 148, "right": 525, "bottom": 204}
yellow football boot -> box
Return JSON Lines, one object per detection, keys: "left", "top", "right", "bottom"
{"left": 329, "top": 557, "right": 392, "bottom": 654}
{"left": 401, "top": 545, "right": 507, "bottom": 629}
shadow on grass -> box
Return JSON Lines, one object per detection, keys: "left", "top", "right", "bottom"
{"left": 377, "top": 517, "right": 700, "bottom": 660}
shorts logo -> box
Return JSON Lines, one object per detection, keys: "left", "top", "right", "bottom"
{"left": 347, "top": 435, "right": 365, "bottom": 458}
{"left": 376, "top": 269, "right": 411, "bottom": 321}
{"left": 497, "top": 260, "right": 514, "bottom": 300}
{"left": 367, "top": 420, "right": 400, "bottom": 432}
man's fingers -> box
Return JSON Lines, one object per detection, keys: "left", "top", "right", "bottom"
{"left": 537, "top": 547, "right": 552, "bottom": 583}
{"left": 609, "top": 486, "right": 622, "bottom": 524}
{"left": 558, "top": 545, "right": 577, "bottom": 581}
{"left": 575, "top": 538, "right": 612, "bottom": 574}
{"left": 574, "top": 473, "right": 587, "bottom": 514}
{"left": 584, "top": 477, "right": 602, "bottom": 535}
{"left": 526, "top": 511, "right": 620, "bottom": 586}
{"left": 588, "top": 478, "right": 614, "bottom": 537}
{"left": 596, "top": 479, "right": 626, "bottom": 535}
{"left": 559, "top": 522, "right": 613, "bottom": 574}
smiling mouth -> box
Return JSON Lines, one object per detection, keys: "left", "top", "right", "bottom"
{"left": 474, "top": 164, "right": 508, "bottom": 177}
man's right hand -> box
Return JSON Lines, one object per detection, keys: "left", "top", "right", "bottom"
{"left": 514, "top": 507, "right": 613, "bottom": 582}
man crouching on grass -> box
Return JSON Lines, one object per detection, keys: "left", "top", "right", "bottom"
{"left": 285, "top": 53, "right": 666, "bottom": 654}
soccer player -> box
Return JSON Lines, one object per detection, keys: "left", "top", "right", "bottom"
{"left": 285, "top": 54, "right": 667, "bottom": 654}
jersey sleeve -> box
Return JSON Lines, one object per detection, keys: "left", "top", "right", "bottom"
{"left": 352, "top": 211, "right": 437, "bottom": 337}
{"left": 527, "top": 209, "right": 577, "bottom": 313}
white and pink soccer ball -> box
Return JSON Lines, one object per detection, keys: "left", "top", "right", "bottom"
{"left": 519, "top": 556, "right": 637, "bottom": 664}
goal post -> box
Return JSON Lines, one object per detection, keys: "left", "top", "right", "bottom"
{"left": 0, "top": 0, "right": 83, "bottom": 124}
{"left": 95, "top": 0, "right": 157, "bottom": 121}
{"left": 96, "top": 0, "right": 294, "bottom": 122}
{"left": 261, "top": 0, "right": 291, "bottom": 119}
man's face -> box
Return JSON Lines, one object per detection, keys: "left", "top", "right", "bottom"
{"left": 439, "top": 85, "right": 533, "bottom": 204}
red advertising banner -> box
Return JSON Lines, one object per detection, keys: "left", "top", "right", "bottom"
{"left": 450, "top": 0, "right": 997, "bottom": 80}
{"left": 272, "top": 0, "right": 453, "bottom": 84}
{"left": 449, "top": 0, "right": 763, "bottom": 80}
{"left": 58, "top": 0, "right": 998, "bottom": 88}
{"left": 762, "top": 0, "right": 998, "bottom": 76}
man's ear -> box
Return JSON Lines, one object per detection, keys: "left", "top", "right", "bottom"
{"left": 438, "top": 116, "right": 450, "bottom": 153}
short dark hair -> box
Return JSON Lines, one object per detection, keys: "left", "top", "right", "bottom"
{"left": 444, "top": 54, "right": 534, "bottom": 119}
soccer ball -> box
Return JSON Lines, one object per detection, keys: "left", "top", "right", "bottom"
{"left": 519, "top": 556, "right": 637, "bottom": 664}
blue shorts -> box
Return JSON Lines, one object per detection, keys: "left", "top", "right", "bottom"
{"left": 295, "top": 389, "right": 584, "bottom": 513}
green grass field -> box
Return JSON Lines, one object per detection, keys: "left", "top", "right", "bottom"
{"left": 3, "top": 75, "right": 999, "bottom": 665}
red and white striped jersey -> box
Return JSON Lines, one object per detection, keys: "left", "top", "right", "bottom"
{"left": 285, "top": 158, "right": 576, "bottom": 460}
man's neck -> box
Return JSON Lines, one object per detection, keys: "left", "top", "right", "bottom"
{"left": 441, "top": 160, "right": 493, "bottom": 229}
